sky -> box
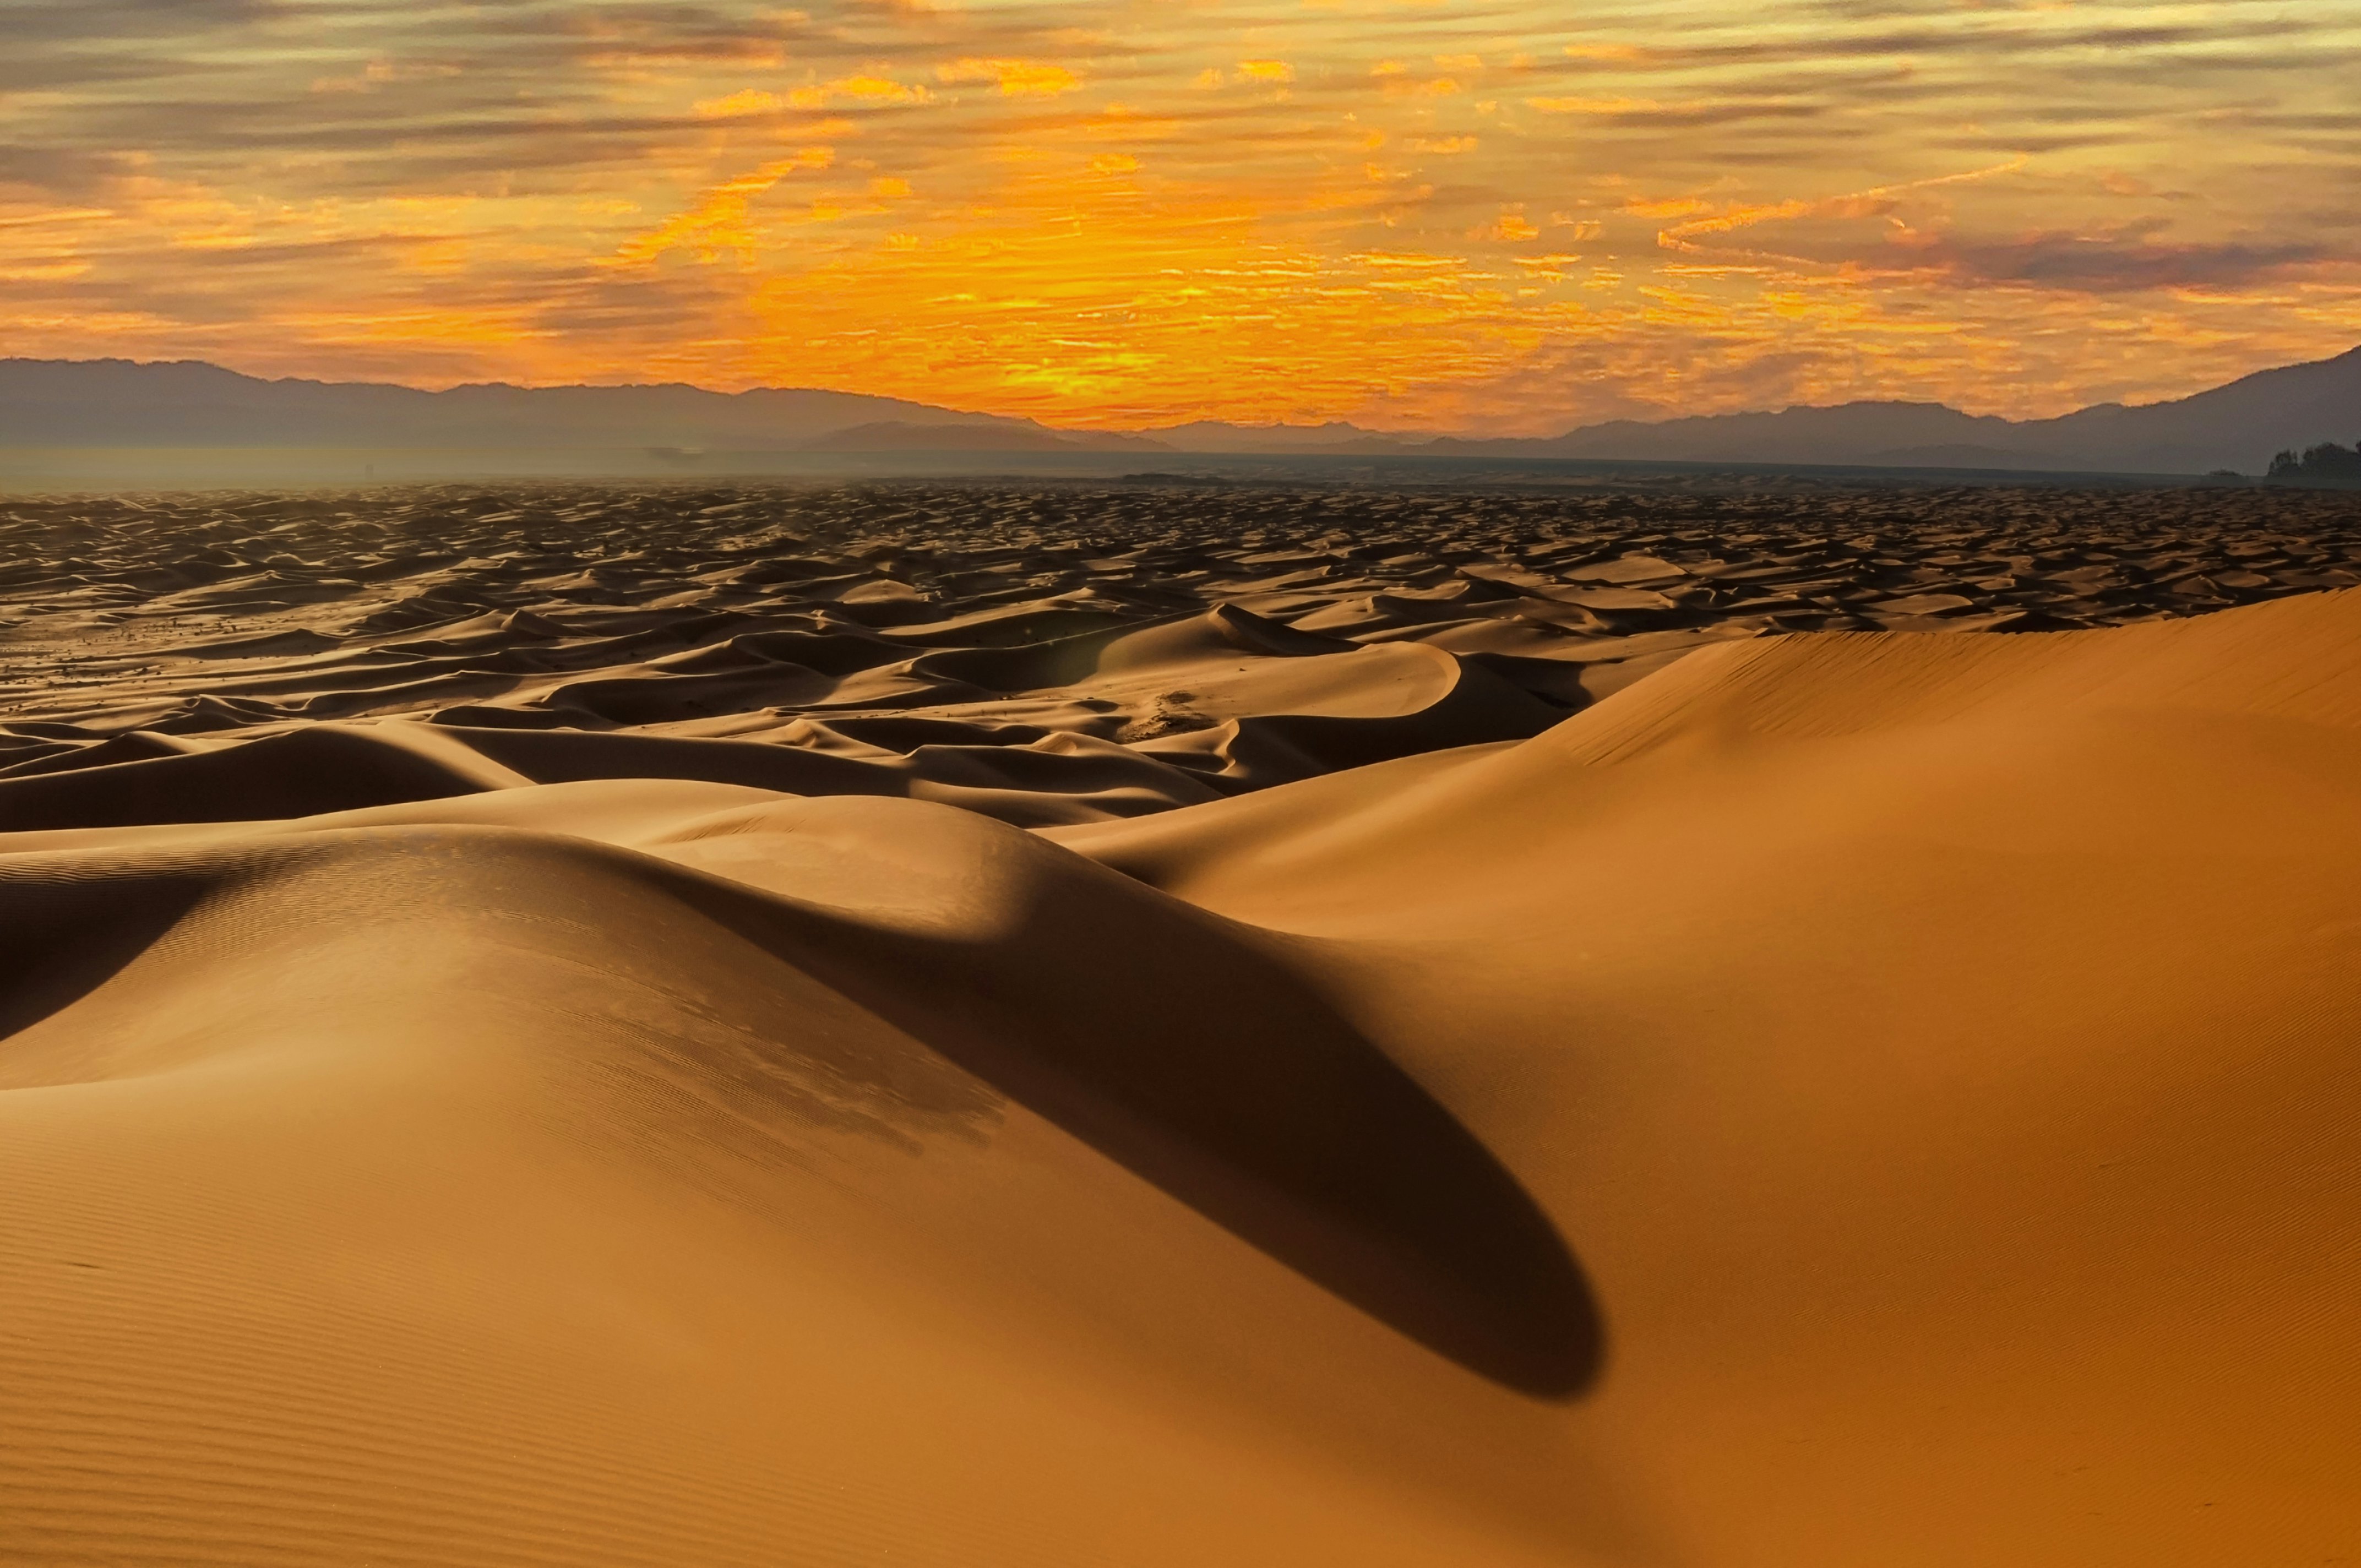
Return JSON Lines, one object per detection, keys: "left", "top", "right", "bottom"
{"left": 4, "top": 0, "right": 2359, "bottom": 433}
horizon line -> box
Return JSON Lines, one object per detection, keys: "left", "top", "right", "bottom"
{"left": 6, "top": 341, "right": 2358, "bottom": 442}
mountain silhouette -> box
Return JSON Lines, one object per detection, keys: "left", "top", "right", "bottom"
{"left": 3, "top": 343, "right": 2355, "bottom": 476}
{"left": 1440, "top": 343, "right": 2361, "bottom": 474}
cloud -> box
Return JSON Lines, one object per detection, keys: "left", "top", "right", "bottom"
{"left": 937, "top": 58, "right": 1082, "bottom": 97}
{"left": 693, "top": 89, "right": 785, "bottom": 118}
{"left": 1528, "top": 96, "right": 1666, "bottom": 116}
{"left": 0, "top": 0, "right": 2355, "bottom": 428}
{"left": 613, "top": 147, "right": 837, "bottom": 265}
{"left": 798, "top": 74, "right": 931, "bottom": 106}
{"left": 1904, "top": 232, "right": 2337, "bottom": 293}
{"left": 1540, "top": 12, "right": 2325, "bottom": 74}
{"left": 697, "top": 76, "right": 931, "bottom": 116}
{"left": 2, "top": 0, "right": 288, "bottom": 43}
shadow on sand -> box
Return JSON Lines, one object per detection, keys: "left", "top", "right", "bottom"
{"left": 640, "top": 829, "right": 1604, "bottom": 1398}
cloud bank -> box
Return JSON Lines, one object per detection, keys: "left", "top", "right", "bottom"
{"left": 3, "top": 0, "right": 2358, "bottom": 431}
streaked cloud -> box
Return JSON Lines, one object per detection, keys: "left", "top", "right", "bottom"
{"left": 936, "top": 58, "right": 1083, "bottom": 97}
{"left": 0, "top": 0, "right": 2356, "bottom": 431}
{"left": 1892, "top": 231, "right": 2337, "bottom": 295}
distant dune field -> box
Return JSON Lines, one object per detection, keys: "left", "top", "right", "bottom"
{"left": 2, "top": 478, "right": 2358, "bottom": 1566}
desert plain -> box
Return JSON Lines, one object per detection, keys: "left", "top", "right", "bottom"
{"left": 2, "top": 473, "right": 2358, "bottom": 1566}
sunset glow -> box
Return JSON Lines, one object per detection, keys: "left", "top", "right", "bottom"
{"left": 7, "top": 0, "right": 2360, "bottom": 431}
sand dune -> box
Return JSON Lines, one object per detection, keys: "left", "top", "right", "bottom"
{"left": 5, "top": 479, "right": 2357, "bottom": 830}
{"left": 3, "top": 480, "right": 2359, "bottom": 1565}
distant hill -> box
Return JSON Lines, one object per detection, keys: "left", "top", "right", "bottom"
{"left": 4, "top": 344, "right": 2355, "bottom": 476}
{"left": 1464, "top": 401, "right": 2065, "bottom": 468}
{"left": 1140, "top": 420, "right": 1383, "bottom": 453}
{"left": 1418, "top": 344, "right": 2361, "bottom": 475}
{"left": 2030, "top": 347, "right": 2361, "bottom": 473}
{"left": 1158, "top": 346, "right": 2360, "bottom": 474}
{"left": 799, "top": 421, "right": 1166, "bottom": 453}
{"left": 0, "top": 359, "right": 1032, "bottom": 451}
{"left": 1041, "top": 344, "right": 2359, "bottom": 473}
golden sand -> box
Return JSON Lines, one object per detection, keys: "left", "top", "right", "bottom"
{"left": 3, "top": 479, "right": 2357, "bottom": 1565}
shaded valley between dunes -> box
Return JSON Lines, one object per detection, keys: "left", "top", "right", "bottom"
{"left": 2, "top": 477, "right": 2359, "bottom": 1567}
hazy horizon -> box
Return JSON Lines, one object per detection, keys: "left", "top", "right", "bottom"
{"left": 12, "top": 340, "right": 2359, "bottom": 442}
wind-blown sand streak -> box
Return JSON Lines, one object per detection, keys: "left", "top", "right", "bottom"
{"left": 2, "top": 479, "right": 2358, "bottom": 1566}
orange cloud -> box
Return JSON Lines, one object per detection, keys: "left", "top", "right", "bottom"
{"left": 2, "top": 1, "right": 2355, "bottom": 431}
{"left": 794, "top": 74, "right": 930, "bottom": 108}
{"left": 1528, "top": 96, "right": 1664, "bottom": 116}
{"left": 1623, "top": 197, "right": 1711, "bottom": 220}
{"left": 1656, "top": 160, "right": 2032, "bottom": 259}
{"left": 937, "top": 59, "right": 1082, "bottom": 97}
{"left": 696, "top": 76, "right": 927, "bottom": 117}
{"left": 694, "top": 89, "right": 782, "bottom": 118}
{"left": 614, "top": 148, "right": 836, "bottom": 266}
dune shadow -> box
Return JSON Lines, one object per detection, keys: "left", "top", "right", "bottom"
{"left": 0, "top": 820, "right": 1601, "bottom": 1394}
{"left": 0, "top": 728, "right": 498, "bottom": 832}
{"left": 641, "top": 845, "right": 1604, "bottom": 1398}
{"left": 0, "top": 868, "right": 212, "bottom": 1065}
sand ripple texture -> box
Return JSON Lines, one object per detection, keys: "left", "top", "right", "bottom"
{"left": 2, "top": 478, "right": 2359, "bottom": 1567}
{"left": 0, "top": 480, "right": 2355, "bottom": 826}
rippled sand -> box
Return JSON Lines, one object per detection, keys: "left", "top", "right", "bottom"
{"left": 4, "top": 477, "right": 2358, "bottom": 1566}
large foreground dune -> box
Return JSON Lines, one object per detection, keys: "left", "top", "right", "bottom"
{"left": 3, "top": 482, "right": 2358, "bottom": 1565}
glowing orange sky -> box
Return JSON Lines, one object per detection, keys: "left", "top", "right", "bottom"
{"left": 5, "top": 0, "right": 2359, "bottom": 433}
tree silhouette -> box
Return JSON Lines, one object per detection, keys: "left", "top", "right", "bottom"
{"left": 2268, "top": 440, "right": 2361, "bottom": 488}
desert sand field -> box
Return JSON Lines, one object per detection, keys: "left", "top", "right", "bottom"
{"left": 3, "top": 476, "right": 2358, "bottom": 1566}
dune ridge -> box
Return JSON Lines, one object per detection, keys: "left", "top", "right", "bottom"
{"left": 5, "top": 480, "right": 2358, "bottom": 833}
{"left": 3, "top": 480, "right": 2359, "bottom": 1566}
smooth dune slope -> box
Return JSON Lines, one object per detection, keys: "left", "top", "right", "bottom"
{"left": 1058, "top": 586, "right": 2361, "bottom": 1564}
{"left": 2, "top": 804, "right": 1613, "bottom": 1567}
{"left": 4, "top": 484, "right": 2360, "bottom": 1566}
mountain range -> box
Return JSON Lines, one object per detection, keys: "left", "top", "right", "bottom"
{"left": 1424, "top": 344, "right": 2361, "bottom": 474}
{"left": 4, "top": 344, "right": 2356, "bottom": 476}
{"left": 0, "top": 359, "right": 1162, "bottom": 458}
